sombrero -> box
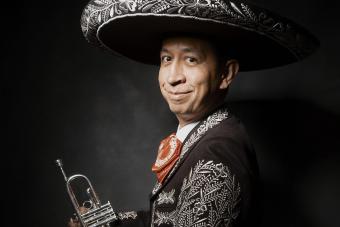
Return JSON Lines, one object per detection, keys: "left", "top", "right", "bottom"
{"left": 80, "top": 0, "right": 319, "bottom": 71}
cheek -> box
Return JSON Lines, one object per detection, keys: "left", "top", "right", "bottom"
{"left": 158, "top": 70, "right": 165, "bottom": 86}
{"left": 187, "top": 68, "right": 211, "bottom": 89}
{"left": 158, "top": 65, "right": 169, "bottom": 82}
{"left": 189, "top": 70, "right": 218, "bottom": 103}
{"left": 158, "top": 71, "right": 167, "bottom": 97}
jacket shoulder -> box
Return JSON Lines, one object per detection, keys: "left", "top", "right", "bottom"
{"left": 191, "top": 114, "right": 259, "bottom": 181}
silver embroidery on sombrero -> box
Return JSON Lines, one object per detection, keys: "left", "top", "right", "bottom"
{"left": 152, "top": 160, "right": 241, "bottom": 227}
{"left": 151, "top": 107, "right": 229, "bottom": 195}
{"left": 81, "top": 0, "right": 310, "bottom": 59}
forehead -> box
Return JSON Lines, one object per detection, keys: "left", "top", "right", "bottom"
{"left": 161, "top": 36, "right": 215, "bottom": 54}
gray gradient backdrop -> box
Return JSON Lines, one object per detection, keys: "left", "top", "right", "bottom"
{"left": 4, "top": 0, "right": 340, "bottom": 227}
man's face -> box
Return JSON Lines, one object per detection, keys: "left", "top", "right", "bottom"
{"left": 158, "top": 37, "right": 225, "bottom": 126}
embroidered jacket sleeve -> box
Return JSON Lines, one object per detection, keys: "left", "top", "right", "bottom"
{"left": 110, "top": 210, "right": 149, "bottom": 227}
{"left": 185, "top": 119, "right": 260, "bottom": 227}
{"left": 175, "top": 159, "right": 241, "bottom": 227}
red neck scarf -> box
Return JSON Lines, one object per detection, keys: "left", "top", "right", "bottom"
{"left": 151, "top": 133, "right": 182, "bottom": 183}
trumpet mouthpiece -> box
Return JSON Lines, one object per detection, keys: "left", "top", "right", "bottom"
{"left": 55, "top": 158, "right": 68, "bottom": 182}
{"left": 55, "top": 159, "right": 63, "bottom": 167}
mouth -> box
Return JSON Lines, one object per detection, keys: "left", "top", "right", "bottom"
{"left": 164, "top": 87, "right": 192, "bottom": 101}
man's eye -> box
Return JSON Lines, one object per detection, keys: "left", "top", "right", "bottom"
{"left": 186, "top": 57, "right": 197, "bottom": 64}
{"left": 161, "top": 56, "right": 171, "bottom": 63}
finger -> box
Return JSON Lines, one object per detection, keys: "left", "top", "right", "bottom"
{"left": 73, "top": 213, "right": 78, "bottom": 220}
{"left": 79, "top": 206, "right": 89, "bottom": 214}
{"left": 68, "top": 217, "right": 80, "bottom": 227}
{"left": 68, "top": 218, "right": 74, "bottom": 227}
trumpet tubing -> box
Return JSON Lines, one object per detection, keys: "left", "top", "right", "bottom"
{"left": 55, "top": 159, "right": 117, "bottom": 227}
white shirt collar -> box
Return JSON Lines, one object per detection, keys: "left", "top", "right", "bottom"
{"left": 176, "top": 122, "right": 200, "bottom": 143}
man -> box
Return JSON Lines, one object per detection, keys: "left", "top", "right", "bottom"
{"left": 69, "top": 0, "right": 319, "bottom": 226}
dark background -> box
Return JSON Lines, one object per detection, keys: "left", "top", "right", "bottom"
{"left": 4, "top": 0, "right": 340, "bottom": 226}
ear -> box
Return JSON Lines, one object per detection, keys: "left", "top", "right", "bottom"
{"left": 219, "top": 59, "right": 239, "bottom": 90}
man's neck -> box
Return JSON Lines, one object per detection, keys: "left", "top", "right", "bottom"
{"left": 176, "top": 121, "right": 200, "bottom": 142}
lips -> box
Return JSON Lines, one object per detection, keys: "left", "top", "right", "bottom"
{"left": 168, "top": 90, "right": 191, "bottom": 95}
{"left": 164, "top": 85, "right": 192, "bottom": 94}
{"left": 163, "top": 86, "right": 193, "bottom": 101}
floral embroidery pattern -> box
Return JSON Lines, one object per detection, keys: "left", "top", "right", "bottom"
{"left": 117, "top": 211, "right": 138, "bottom": 220}
{"left": 152, "top": 182, "right": 162, "bottom": 195}
{"left": 81, "top": 0, "right": 313, "bottom": 59}
{"left": 154, "top": 210, "right": 177, "bottom": 226}
{"left": 157, "top": 189, "right": 176, "bottom": 205}
{"left": 180, "top": 108, "right": 229, "bottom": 159}
{"left": 192, "top": 201, "right": 207, "bottom": 216}
{"left": 153, "top": 160, "right": 241, "bottom": 227}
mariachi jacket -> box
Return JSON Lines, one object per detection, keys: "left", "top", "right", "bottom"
{"left": 112, "top": 105, "right": 261, "bottom": 227}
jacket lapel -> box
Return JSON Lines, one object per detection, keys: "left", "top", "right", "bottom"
{"left": 150, "top": 106, "right": 230, "bottom": 199}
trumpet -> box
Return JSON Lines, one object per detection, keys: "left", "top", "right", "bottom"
{"left": 55, "top": 159, "right": 118, "bottom": 227}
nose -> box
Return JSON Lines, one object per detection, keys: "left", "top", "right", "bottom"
{"left": 167, "top": 61, "right": 186, "bottom": 86}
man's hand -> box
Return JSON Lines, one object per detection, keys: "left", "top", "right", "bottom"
{"left": 68, "top": 217, "right": 81, "bottom": 227}
{"left": 67, "top": 206, "right": 88, "bottom": 227}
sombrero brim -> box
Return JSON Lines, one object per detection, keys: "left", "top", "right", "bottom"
{"left": 81, "top": 1, "right": 319, "bottom": 71}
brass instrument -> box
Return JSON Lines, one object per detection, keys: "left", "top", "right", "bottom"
{"left": 55, "top": 159, "right": 117, "bottom": 227}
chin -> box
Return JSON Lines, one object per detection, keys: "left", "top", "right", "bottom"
{"left": 168, "top": 102, "right": 190, "bottom": 115}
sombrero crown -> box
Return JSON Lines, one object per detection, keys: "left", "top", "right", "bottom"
{"left": 80, "top": 0, "right": 319, "bottom": 71}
